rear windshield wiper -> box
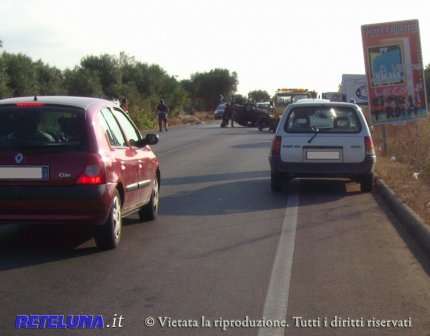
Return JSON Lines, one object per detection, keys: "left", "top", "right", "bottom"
{"left": 308, "top": 126, "right": 319, "bottom": 143}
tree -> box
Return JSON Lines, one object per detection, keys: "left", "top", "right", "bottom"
{"left": 0, "top": 49, "right": 243, "bottom": 127}
{"left": 0, "top": 53, "right": 12, "bottom": 98}
{"left": 1, "top": 52, "right": 37, "bottom": 96}
{"left": 248, "top": 90, "right": 270, "bottom": 102}
{"left": 63, "top": 66, "right": 104, "bottom": 97}
{"left": 34, "top": 60, "right": 66, "bottom": 95}
{"left": 80, "top": 54, "right": 122, "bottom": 98}
{"left": 189, "top": 68, "right": 238, "bottom": 110}
{"left": 232, "top": 93, "right": 247, "bottom": 105}
{"left": 159, "top": 75, "right": 188, "bottom": 115}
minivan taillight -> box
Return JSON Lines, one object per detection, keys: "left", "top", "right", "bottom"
{"left": 271, "top": 136, "right": 282, "bottom": 156}
{"left": 364, "top": 136, "right": 375, "bottom": 156}
{"left": 76, "top": 158, "right": 105, "bottom": 185}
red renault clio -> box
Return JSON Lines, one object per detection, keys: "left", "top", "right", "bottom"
{"left": 0, "top": 96, "right": 160, "bottom": 249}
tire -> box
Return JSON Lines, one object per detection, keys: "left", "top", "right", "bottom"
{"left": 271, "top": 172, "right": 284, "bottom": 192}
{"left": 269, "top": 121, "right": 277, "bottom": 132}
{"left": 360, "top": 173, "right": 373, "bottom": 193}
{"left": 139, "top": 178, "right": 159, "bottom": 221}
{"left": 257, "top": 120, "right": 269, "bottom": 131}
{"left": 95, "top": 190, "right": 122, "bottom": 250}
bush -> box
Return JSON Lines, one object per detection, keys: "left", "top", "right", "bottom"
{"left": 373, "top": 117, "right": 430, "bottom": 180}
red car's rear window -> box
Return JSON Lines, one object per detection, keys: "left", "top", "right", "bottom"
{"left": 0, "top": 106, "right": 88, "bottom": 150}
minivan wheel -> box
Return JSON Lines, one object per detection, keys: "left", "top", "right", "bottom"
{"left": 95, "top": 190, "right": 122, "bottom": 250}
{"left": 360, "top": 174, "right": 373, "bottom": 193}
{"left": 139, "top": 178, "right": 159, "bottom": 221}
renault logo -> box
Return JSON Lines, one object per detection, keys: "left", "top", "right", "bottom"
{"left": 15, "top": 153, "right": 24, "bottom": 164}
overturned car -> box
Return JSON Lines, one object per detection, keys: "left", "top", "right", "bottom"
{"left": 232, "top": 103, "right": 279, "bottom": 132}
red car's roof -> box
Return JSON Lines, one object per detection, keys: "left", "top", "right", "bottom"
{"left": 0, "top": 96, "right": 117, "bottom": 111}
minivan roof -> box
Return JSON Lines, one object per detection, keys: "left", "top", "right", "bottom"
{"left": 291, "top": 99, "right": 358, "bottom": 107}
{"left": 293, "top": 99, "right": 330, "bottom": 104}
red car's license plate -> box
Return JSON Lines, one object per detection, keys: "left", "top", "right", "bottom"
{"left": 0, "top": 166, "right": 49, "bottom": 180}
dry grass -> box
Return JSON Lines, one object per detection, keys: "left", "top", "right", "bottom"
{"left": 373, "top": 115, "right": 430, "bottom": 227}
{"left": 375, "top": 155, "right": 430, "bottom": 225}
{"left": 146, "top": 111, "right": 214, "bottom": 130}
{"left": 169, "top": 111, "right": 214, "bottom": 127}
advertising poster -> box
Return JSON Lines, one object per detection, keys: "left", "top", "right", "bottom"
{"left": 341, "top": 74, "right": 368, "bottom": 105}
{"left": 361, "top": 20, "right": 428, "bottom": 124}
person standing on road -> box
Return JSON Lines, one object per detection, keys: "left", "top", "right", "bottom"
{"left": 229, "top": 101, "right": 235, "bottom": 127}
{"left": 221, "top": 102, "right": 231, "bottom": 128}
{"left": 221, "top": 102, "right": 235, "bottom": 128}
{"left": 156, "top": 99, "right": 169, "bottom": 132}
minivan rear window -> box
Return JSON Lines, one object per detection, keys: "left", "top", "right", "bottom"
{"left": 0, "top": 106, "right": 87, "bottom": 150}
{"left": 285, "top": 106, "right": 362, "bottom": 133}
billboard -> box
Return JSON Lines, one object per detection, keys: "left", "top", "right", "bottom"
{"left": 341, "top": 74, "right": 368, "bottom": 105}
{"left": 322, "top": 92, "right": 344, "bottom": 102}
{"left": 361, "top": 20, "right": 428, "bottom": 124}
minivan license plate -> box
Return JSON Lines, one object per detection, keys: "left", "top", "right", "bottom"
{"left": 306, "top": 151, "right": 340, "bottom": 160}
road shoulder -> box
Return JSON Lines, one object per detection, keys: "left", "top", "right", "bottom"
{"left": 376, "top": 177, "right": 430, "bottom": 257}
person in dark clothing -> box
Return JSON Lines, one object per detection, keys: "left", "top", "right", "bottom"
{"left": 221, "top": 103, "right": 231, "bottom": 127}
{"left": 229, "top": 102, "right": 235, "bottom": 127}
{"left": 156, "top": 99, "right": 168, "bottom": 132}
{"left": 221, "top": 102, "right": 235, "bottom": 128}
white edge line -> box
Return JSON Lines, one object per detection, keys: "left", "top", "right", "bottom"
{"left": 258, "top": 191, "right": 299, "bottom": 336}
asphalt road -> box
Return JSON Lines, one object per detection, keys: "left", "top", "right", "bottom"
{"left": 1, "top": 121, "right": 430, "bottom": 336}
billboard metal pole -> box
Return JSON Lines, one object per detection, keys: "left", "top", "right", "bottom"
{"left": 382, "top": 124, "right": 388, "bottom": 154}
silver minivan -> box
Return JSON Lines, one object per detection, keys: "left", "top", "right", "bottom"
{"left": 269, "top": 99, "right": 376, "bottom": 192}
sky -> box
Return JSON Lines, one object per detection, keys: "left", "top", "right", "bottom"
{"left": 0, "top": 0, "right": 429, "bottom": 97}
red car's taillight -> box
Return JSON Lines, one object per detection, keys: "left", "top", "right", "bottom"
{"left": 76, "top": 158, "right": 105, "bottom": 185}
{"left": 364, "top": 136, "right": 375, "bottom": 156}
{"left": 271, "top": 136, "right": 282, "bottom": 156}
{"left": 16, "top": 102, "right": 45, "bottom": 107}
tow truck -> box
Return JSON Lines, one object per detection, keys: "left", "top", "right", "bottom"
{"left": 274, "top": 88, "right": 316, "bottom": 106}
{"left": 273, "top": 88, "right": 317, "bottom": 117}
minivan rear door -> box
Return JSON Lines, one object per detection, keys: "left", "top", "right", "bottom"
{"left": 282, "top": 105, "right": 366, "bottom": 164}
{"left": 281, "top": 133, "right": 366, "bottom": 163}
